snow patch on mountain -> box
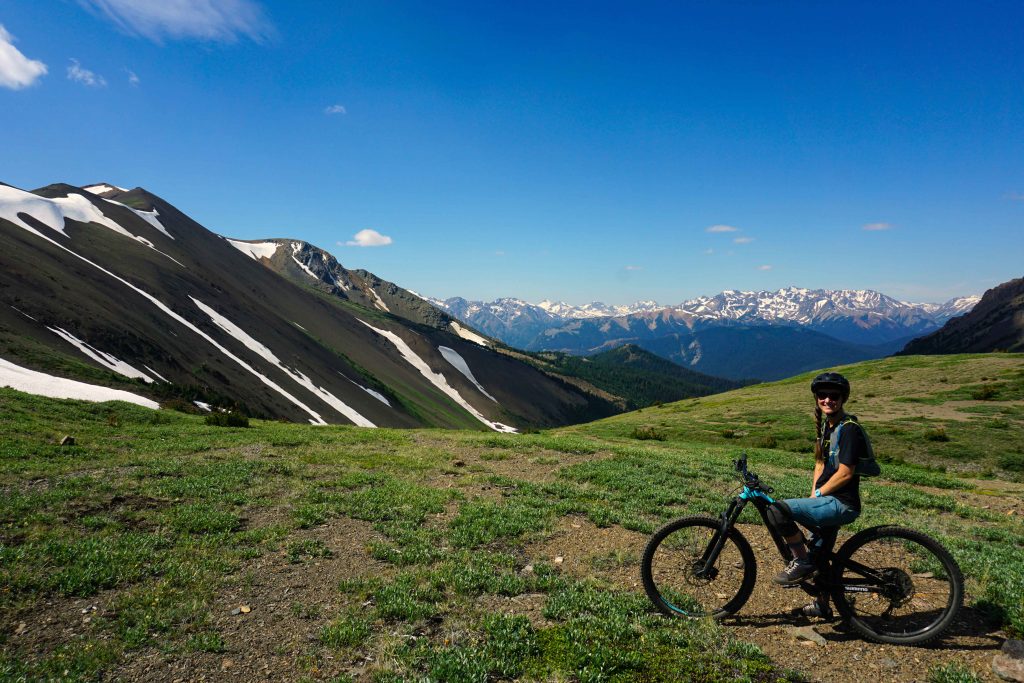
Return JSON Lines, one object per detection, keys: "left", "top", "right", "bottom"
{"left": 48, "top": 327, "right": 155, "bottom": 383}
{"left": 121, "top": 205, "right": 172, "bottom": 240}
{"left": 143, "top": 365, "right": 170, "bottom": 383}
{"left": 83, "top": 183, "right": 128, "bottom": 194}
{"left": 226, "top": 239, "right": 280, "bottom": 261}
{"left": 368, "top": 288, "right": 390, "bottom": 312}
{"left": 290, "top": 242, "right": 320, "bottom": 280}
{"left": 0, "top": 356, "right": 159, "bottom": 409}
{"left": 0, "top": 184, "right": 181, "bottom": 263}
{"left": 191, "top": 297, "right": 376, "bottom": 427}
{"left": 359, "top": 321, "right": 515, "bottom": 432}
{"left": 438, "top": 346, "right": 497, "bottom": 402}
{"left": 343, "top": 376, "right": 391, "bottom": 406}
{"left": 450, "top": 322, "right": 489, "bottom": 346}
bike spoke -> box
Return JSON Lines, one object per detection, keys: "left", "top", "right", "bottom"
{"left": 837, "top": 533, "right": 957, "bottom": 639}
{"left": 648, "top": 523, "right": 747, "bottom": 617}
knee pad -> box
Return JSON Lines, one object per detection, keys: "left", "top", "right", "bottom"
{"left": 767, "top": 501, "right": 799, "bottom": 537}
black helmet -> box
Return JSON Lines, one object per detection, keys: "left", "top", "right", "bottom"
{"left": 811, "top": 372, "right": 850, "bottom": 400}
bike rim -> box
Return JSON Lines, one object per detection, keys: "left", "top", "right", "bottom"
{"left": 836, "top": 534, "right": 956, "bottom": 639}
{"left": 649, "top": 524, "right": 747, "bottom": 616}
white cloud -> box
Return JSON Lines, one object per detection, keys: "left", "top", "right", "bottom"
{"left": 67, "top": 59, "right": 106, "bottom": 87}
{"left": 0, "top": 24, "right": 47, "bottom": 90}
{"left": 706, "top": 224, "right": 738, "bottom": 233}
{"left": 494, "top": 250, "right": 506, "bottom": 256}
{"left": 733, "top": 236, "right": 755, "bottom": 244}
{"left": 77, "top": 0, "right": 273, "bottom": 43}
{"left": 324, "top": 104, "right": 347, "bottom": 115}
{"left": 344, "top": 229, "right": 393, "bottom": 247}
{"left": 126, "top": 68, "right": 140, "bottom": 86}
{"left": 1006, "top": 192, "right": 1024, "bottom": 201}
{"left": 863, "top": 222, "right": 892, "bottom": 231}
{"left": 757, "top": 264, "right": 773, "bottom": 271}
{"left": 703, "top": 248, "right": 714, "bottom": 255}
{"left": 624, "top": 265, "right": 643, "bottom": 271}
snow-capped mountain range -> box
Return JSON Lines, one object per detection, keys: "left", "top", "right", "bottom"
{"left": 430, "top": 289, "right": 977, "bottom": 329}
{"left": 427, "top": 289, "right": 980, "bottom": 380}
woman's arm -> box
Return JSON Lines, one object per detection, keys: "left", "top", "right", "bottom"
{"left": 816, "top": 463, "right": 854, "bottom": 497}
{"left": 811, "top": 461, "right": 824, "bottom": 496}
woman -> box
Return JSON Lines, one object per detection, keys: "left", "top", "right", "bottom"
{"left": 766, "top": 371, "right": 866, "bottom": 614}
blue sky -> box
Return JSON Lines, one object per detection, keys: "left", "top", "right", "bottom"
{"left": 2, "top": 1, "right": 1022, "bottom": 305}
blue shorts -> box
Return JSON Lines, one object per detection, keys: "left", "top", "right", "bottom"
{"left": 784, "top": 496, "right": 859, "bottom": 530}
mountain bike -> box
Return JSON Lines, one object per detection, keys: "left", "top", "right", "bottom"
{"left": 640, "top": 453, "right": 964, "bottom": 645}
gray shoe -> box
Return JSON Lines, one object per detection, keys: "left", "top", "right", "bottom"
{"left": 797, "top": 600, "right": 834, "bottom": 620}
{"left": 773, "top": 558, "right": 817, "bottom": 585}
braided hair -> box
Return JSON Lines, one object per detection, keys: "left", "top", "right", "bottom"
{"left": 813, "top": 404, "right": 825, "bottom": 463}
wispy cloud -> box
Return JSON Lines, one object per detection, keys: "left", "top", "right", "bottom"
{"left": 1005, "top": 192, "right": 1024, "bottom": 202}
{"left": 757, "top": 264, "right": 773, "bottom": 271}
{"left": 733, "top": 236, "right": 755, "bottom": 244}
{"left": 703, "top": 248, "right": 714, "bottom": 255}
{"left": 0, "top": 24, "right": 47, "bottom": 90}
{"left": 863, "top": 222, "right": 892, "bottom": 231}
{"left": 324, "top": 104, "right": 347, "bottom": 115}
{"left": 77, "top": 0, "right": 274, "bottom": 43}
{"left": 67, "top": 59, "right": 106, "bottom": 87}
{"left": 624, "top": 265, "right": 643, "bottom": 271}
{"left": 342, "top": 229, "right": 393, "bottom": 248}
{"left": 125, "top": 68, "right": 140, "bottom": 86}
{"left": 494, "top": 250, "right": 506, "bottom": 256}
{"left": 706, "top": 224, "right": 738, "bottom": 233}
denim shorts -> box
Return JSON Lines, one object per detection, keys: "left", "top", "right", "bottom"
{"left": 784, "top": 496, "right": 859, "bottom": 530}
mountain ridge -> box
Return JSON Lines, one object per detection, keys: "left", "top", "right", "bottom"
{"left": 0, "top": 181, "right": 622, "bottom": 430}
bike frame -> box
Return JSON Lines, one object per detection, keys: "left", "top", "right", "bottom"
{"left": 699, "top": 482, "right": 892, "bottom": 599}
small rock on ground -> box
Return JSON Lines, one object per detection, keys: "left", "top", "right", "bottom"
{"left": 790, "top": 626, "right": 827, "bottom": 647}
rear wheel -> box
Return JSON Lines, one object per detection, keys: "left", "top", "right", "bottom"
{"left": 641, "top": 516, "right": 756, "bottom": 618}
{"left": 831, "top": 525, "right": 963, "bottom": 645}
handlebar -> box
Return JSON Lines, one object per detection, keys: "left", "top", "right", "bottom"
{"left": 732, "top": 451, "right": 774, "bottom": 494}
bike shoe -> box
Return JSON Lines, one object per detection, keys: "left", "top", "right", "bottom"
{"left": 773, "top": 558, "right": 817, "bottom": 586}
{"left": 795, "top": 600, "right": 834, "bottom": 620}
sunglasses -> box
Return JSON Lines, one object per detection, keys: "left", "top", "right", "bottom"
{"left": 816, "top": 391, "right": 842, "bottom": 401}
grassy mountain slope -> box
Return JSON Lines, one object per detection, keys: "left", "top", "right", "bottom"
{"left": 564, "top": 353, "right": 1024, "bottom": 478}
{"left": 1, "top": 353, "right": 1022, "bottom": 681}
{"left": 520, "top": 344, "right": 746, "bottom": 410}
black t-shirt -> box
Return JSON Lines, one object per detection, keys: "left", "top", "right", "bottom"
{"left": 817, "top": 416, "right": 864, "bottom": 511}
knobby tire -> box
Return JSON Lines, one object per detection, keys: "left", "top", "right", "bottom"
{"left": 641, "top": 516, "right": 757, "bottom": 618}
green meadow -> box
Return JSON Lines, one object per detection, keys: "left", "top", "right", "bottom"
{"left": 1, "top": 353, "right": 1022, "bottom": 682}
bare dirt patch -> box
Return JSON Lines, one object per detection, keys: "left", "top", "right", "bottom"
{"left": 106, "top": 517, "right": 389, "bottom": 683}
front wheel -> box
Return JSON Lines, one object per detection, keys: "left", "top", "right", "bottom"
{"left": 641, "top": 516, "right": 757, "bottom": 618}
{"left": 831, "top": 525, "right": 963, "bottom": 645}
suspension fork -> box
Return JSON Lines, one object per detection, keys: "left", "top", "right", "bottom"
{"left": 695, "top": 497, "right": 747, "bottom": 577}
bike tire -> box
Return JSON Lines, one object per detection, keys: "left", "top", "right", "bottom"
{"left": 830, "top": 525, "right": 963, "bottom": 645}
{"left": 641, "top": 516, "right": 756, "bottom": 618}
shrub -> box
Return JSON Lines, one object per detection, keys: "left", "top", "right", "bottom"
{"left": 720, "top": 429, "right": 736, "bottom": 439}
{"left": 161, "top": 398, "right": 202, "bottom": 414}
{"left": 998, "top": 452, "right": 1024, "bottom": 473}
{"left": 757, "top": 435, "right": 779, "bottom": 449}
{"left": 924, "top": 427, "right": 951, "bottom": 442}
{"left": 205, "top": 412, "right": 249, "bottom": 428}
{"left": 971, "top": 385, "right": 998, "bottom": 400}
{"left": 630, "top": 426, "right": 666, "bottom": 441}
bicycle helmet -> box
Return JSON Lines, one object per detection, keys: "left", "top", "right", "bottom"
{"left": 811, "top": 372, "right": 850, "bottom": 400}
